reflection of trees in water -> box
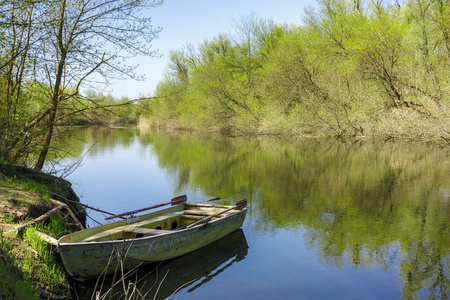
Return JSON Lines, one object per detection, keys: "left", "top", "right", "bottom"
{"left": 52, "top": 126, "right": 141, "bottom": 161}
{"left": 61, "top": 127, "right": 450, "bottom": 299}
{"left": 399, "top": 242, "right": 450, "bottom": 300}
{"left": 145, "top": 131, "right": 450, "bottom": 299}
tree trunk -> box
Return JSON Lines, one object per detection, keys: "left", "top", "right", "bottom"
{"left": 34, "top": 0, "right": 66, "bottom": 171}
{"left": 34, "top": 110, "right": 56, "bottom": 170}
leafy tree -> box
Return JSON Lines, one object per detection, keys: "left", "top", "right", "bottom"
{"left": 146, "top": 1, "right": 449, "bottom": 140}
{"left": 0, "top": 0, "right": 40, "bottom": 159}
{"left": 0, "top": 0, "right": 163, "bottom": 169}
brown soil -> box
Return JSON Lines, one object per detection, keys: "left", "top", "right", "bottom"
{"left": 0, "top": 171, "right": 86, "bottom": 298}
{"left": 0, "top": 186, "right": 69, "bottom": 298}
{"left": 0, "top": 186, "right": 52, "bottom": 232}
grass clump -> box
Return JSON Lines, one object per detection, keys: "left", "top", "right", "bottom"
{"left": 22, "top": 215, "right": 72, "bottom": 296}
{"left": 33, "top": 213, "right": 72, "bottom": 239}
{"left": 0, "top": 231, "right": 40, "bottom": 299}
{"left": 0, "top": 161, "right": 69, "bottom": 201}
{"left": 0, "top": 163, "right": 80, "bottom": 298}
{"left": 3, "top": 214, "right": 15, "bottom": 223}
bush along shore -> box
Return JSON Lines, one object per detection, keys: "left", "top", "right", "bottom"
{"left": 0, "top": 162, "right": 86, "bottom": 299}
{"left": 144, "top": 1, "right": 450, "bottom": 142}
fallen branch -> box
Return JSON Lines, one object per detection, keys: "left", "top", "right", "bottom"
{"left": 35, "top": 230, "right": 58, "bottom": 246}
{"left": 16, "top": 205, "right": 65, "bottom": 236}
{"left": 51, "top": 199, "right": 85, "bottom": 231}
{"left": 16, "top": 199, "right": 85, "bottom": 236}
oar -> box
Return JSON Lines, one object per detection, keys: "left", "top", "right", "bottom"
{"left": 185, "top": 199, "right": 247, "bottom": 229}
{"left": 104, "top": 195, "right": 187, "bottom": 220}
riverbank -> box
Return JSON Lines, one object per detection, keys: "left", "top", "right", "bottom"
{"left": 0, "top": 163, "right": 86, "bottom": 299}
{"left": 137, "top": 107, "right": 450, "bottom": 143}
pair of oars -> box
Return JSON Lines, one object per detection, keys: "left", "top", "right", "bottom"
{"left": 104, "top": 195, "right": 225, "bottom": 221}
{"left": 104, "top": 196, "right": 247, "bottom": 229}
{"left": 104, "top": 195, "right": 187, "bottom": 220}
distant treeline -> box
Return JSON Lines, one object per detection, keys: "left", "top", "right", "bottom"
{"left": 56, "top": 91, "right": 145, "bottom": 126}
{"left": 143, "top": 0, "right": 450, "bottom": 140}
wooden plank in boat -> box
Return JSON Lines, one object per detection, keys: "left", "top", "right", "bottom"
{"left": 183, "top": 209, "right": 230, "bottom": 217}
{"left": 181, "top": 215, "right": 204, "bottom": 220}
{"left": 181, "top": 215, "right": 219, "bottom": 222}
{"left": 185, "top": 203, "right": 232, "bottom": 209}
{"left": 82, "top": 211, "right": 183, "bottom": 242}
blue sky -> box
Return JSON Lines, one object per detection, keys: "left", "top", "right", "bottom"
{"left": 107, "top": 0, "right": 317, "bottom": 99}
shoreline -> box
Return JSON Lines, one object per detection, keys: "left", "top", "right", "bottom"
{"left": 136, "top": 122, "right": 450, "bottom": 144}
{"left": 0, "top": 163, "right": 86, "bottom": 299}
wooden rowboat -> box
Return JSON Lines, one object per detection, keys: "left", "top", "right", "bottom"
{"left": 57, "top": 199, "right": 247, "bottom": 281}
{"left": 77, "top": 229, "right": 248, "bottom": 299}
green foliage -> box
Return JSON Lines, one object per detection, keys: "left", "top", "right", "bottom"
{"left": 0, "top": 163, "right": 67, "bottom": 201}
{"left": 144, "top": 0, "right": 450, "bottom": 140}
{"left": 0, "top": 0, "right": 162, "bottom": 169}
{"left": 71, "top": 90, "right": 138, "bottom": 126}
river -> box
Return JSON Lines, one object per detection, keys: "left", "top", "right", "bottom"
{"left": 55, "top": 126, "right": 450, "bottom": 299}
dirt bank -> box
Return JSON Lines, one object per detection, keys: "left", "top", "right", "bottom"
{"left": 0, "top": 163, "right": 87, "bottom": 298}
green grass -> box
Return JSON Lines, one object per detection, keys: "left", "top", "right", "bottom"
{"left": 23, "top": 215, "right": 72, "bottom": 295}
{"left": 0, "top": 215, "right": 72, "bottom": 298}
{"left": 0, "top": 231, "right": 40, "bottom": 300}
{"left": 34, "top": 213, "right": 72, "bottom": 239}
{"left": 0, "top": 161, "right": 68, "bottom": 201}
{"left": 24, "top": 227, "right": 68, "bottom": 292}
{"left": 3, "top": 214, "right": 15, "bottom": 223}
{"left": 0, "top": 162, "right": 75, "bottom": 297}
{"left": 1, "top": 177, "right": 52, "bottom": 199}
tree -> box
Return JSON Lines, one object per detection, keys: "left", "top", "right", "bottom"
{"left": 146, "top": 0, "right": 449, "bottom": 140}
{"left": 0, "top": 0, "right": 163, "bottom": 169}
{"left": 0, "top": 0, "right": 39, "bottom": 160}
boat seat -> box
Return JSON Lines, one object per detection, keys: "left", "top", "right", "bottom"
{"left": 183, "top": 209, "right": 229, "bottom": 218}
{"left": 82, "top": 226, "right": 171, "bottom": 242}
{"left": 180, "top": 215, "right": 204, "bottom": 220}
{"left": 122, "top": 211, "right": 184, "bottom": 227}
{"left": 81, "top": 211, "right": 183, "bottom": 242}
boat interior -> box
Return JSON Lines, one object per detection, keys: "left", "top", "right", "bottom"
{"left": 79, "top": 204, "right": 240, "bottom": 243}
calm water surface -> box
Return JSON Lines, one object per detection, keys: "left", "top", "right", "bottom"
{"left": 56, "top": 126, "right": 450, "bottom": 299}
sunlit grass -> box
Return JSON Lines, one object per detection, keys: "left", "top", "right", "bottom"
{"left": 0, "top": 231, "right": 39, "bottom": 299}
{"left": 0, "top": 161, "right": 77, "bottom": 297}
{"left": 0, "top": 161, "right": 67, "bottom": 201}
{"left": 23, "top": 215, "right": 71, "bottom": 295}
{"left": 2, "top": 214, "right": 15, "bottom": 223}
{"left": 0, "top": 217, "right": 72, "bottom": 298}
